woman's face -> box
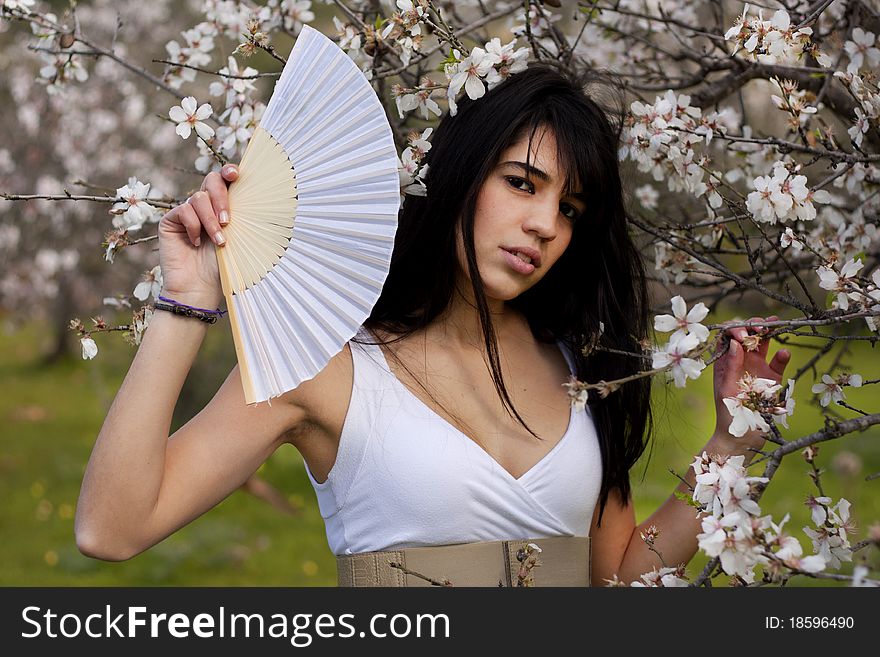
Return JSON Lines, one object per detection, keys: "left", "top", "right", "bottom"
{"left": 455, "top": 126, "right": 585, "bottom": 302}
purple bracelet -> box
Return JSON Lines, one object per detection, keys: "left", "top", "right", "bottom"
{"left": 155, "top": 295, "right": 228, "bottom": 324}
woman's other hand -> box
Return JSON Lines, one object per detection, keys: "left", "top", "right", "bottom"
{"left": 157, "top": 163, "right": 239, "bottom": 307}
{"left": 711, "top": 315, "right": 791, "bottom": 450}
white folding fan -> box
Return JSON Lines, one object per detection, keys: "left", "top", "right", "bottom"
{"left": 217, "top": 25, "right": 401, "bottom": 405}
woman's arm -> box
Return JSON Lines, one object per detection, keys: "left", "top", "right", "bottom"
{"left": 591, "top": 315, "right": 791, "bottom": 584}
{"left": 74, "top": 303, "right": 309, "bottom": 561}
{"left": 75, "top": 164, "right": 313, "bottom": 560}
{"left": 591, "top": 432, "right": 755, "bottom": 585}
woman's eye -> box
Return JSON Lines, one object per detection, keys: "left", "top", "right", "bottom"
{"left": 561, "top": 204, "right": 580, "bottom": 220}
{"left": 506, "top": 176, "right": 533, "bottom": 193}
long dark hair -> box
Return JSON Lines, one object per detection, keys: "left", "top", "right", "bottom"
{"left": 355, "top": 63, "right": 653, "bottom": 527}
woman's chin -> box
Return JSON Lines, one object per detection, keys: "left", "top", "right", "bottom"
{"left": 483, "top": 275, "right": 534, "bottom": 301}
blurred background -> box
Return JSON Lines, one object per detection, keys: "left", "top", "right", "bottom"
{"left": 1, "top": 0, "right": 877, "bottom": 586}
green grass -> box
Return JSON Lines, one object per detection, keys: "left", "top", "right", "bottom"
{"left": 1, "top": 314, "right": 877, "bottom": 586}
{"left": 0, "top": 317, "right": 337, "bottom": 586}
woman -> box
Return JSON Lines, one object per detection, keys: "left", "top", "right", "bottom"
{"left": 75, "top": 64, "right": 790, "bottom": 586}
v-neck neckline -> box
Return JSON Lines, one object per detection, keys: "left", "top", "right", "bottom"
{"left": 363, "top": 328, "right": 576, "bottom": 483}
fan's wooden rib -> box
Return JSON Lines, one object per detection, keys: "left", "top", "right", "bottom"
{"left": 223, "top": 292, "right": 258, "bottom": 405}
{"left": 222, "top": 126, "right": 297, "bottom": 293}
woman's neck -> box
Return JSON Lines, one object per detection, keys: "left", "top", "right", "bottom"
{"left": 430, "top": 278, "right": 526, "bottom": 351}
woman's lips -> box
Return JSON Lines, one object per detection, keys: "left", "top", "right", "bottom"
{"left": 500, "top": 247, "right": 536, "bottom": 275}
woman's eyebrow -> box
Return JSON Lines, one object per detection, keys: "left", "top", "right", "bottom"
{"left": 501, "top": 161, "right": 587, "bottom": 202}
{"left": 502, "top": 160, "right": 551, "bottom": 181}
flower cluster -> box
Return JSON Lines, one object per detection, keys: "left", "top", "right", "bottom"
{"left": 629, "top": 565, "right": 689, "bottom": 588}
{"left": 620, "top": 90, "right": 737, "bottom": 212}
{"left": 816, "top": 257, "right": 880, "bottom": 324}
{"left": 443, "top": 37, "right": 529, "bottom": 115}
{"left": 693, "top": 453, "right": 827, "bottom": 583}
{"left": 770, "top": 78, "right": 818, "bottom": 129}
{"left": 652, "top": 296, "right": 709, "bottom": 388}
{"left": 392, "top": 75, "right": 442, "bottom": 121}
{"left": 833, "top": 70, "right": 880, "bottom": 146}
{"left": 397, "top": 127, "right": 431, "bottom": 197}
{"left": 208, "top": 56, "right": 258, "bottom": 109}
{"left": 803, "top": 497, "right": 854, "bottom": 570}
{"left": 332, "top": 16, "right": 373, "bottom": 80}
{"left": 268, "top": 0, "right": 315, "bottom": 34}
{"left": 724, "top": 5, "right": 829, "bottom": 66}
{"left": 380, "top": 0, "right": 428, "bottom": 67}
{"left": 811, "top": 372, "right": 863, "bottom": 407}
{"left": 746, "top": 162, "right": 832, "bottom": 224}
{"left": 692, "top": 452, "right": 769, "bottom": 519}
{"left": 721, "top": 372, "right": 795, "bottom": 438}
{"left": 109, "top": 177, "right": 160, "bottom": 232}
{"left": 164, "top": 23, "right": 216, "bottom": 90}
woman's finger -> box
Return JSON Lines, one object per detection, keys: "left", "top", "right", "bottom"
{"left": 203, "top": 172, "right": 230, "bottom": 226}
{"left": 177, "top": 202, "right": 204, "bottom": 247}
{"left": 187, "top": 191, "right": 225, "bottom": 247}
{"left": 768, "top": 349, "right": 791, "bottom": 376}
{"left": 221, "top": 163, "right": 239, "bottom": 183}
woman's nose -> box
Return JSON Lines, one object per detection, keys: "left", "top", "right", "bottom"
{"left": 521, "top": 200, "right": 559, "bottom": 240}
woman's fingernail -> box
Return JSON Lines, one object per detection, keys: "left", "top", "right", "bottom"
{"left": 220, "top": 210, "right": 229, "bottom": 225}
{"left": 214, "top": 231, "right": 226, "bottom": 246}
{"left": 194, "top": 236, "right": 201, "bottom": 247}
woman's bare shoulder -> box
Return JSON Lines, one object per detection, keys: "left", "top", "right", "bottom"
{"left": 277, "top": 342, "right": 354, "bottom": 446}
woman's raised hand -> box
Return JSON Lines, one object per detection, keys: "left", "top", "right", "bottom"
{"left": 711, "top": 315, "right": 792, "bottom": 449}
{"left": 157, "top": 163, "right": 239, "bottom": 307}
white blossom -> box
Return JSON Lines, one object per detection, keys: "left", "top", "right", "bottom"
{"left": 847, "top": 107, "right": 870, "bottom": 148}
{"left": 169, "top": 96, "right": 214, "bottom": 140}
{"left": 844, "top": 28, "right": 880, "bottom": 74}
{"left": 653, "top": 295, "right": 710, "bottom": 344}
{"left": 697, "top": 511, "right": 763, "bottom": 583}
{"left": 652, "top": 332, "right": 706, "bottom": 388}
{"left": 816, "top": 257, "right": 864, "bottom": 310}
{"left": 483, "top": 37, "right": 529, "bottom": 90}
{"left": 3, "top": 0, "right": 37, "bottom": 10}
{"left": 133, "top": 265, "right": 163, "bottom": 302}
{"left": 634, "top": 185, "right": 658, "bottom": 209}
{"left": 209, "top": 56, "right": 258, "bottom": 108}
{"left": 803, "top": 497, "right": 854, "bottom": 569}
{"left": 810, "top": 372, "right": 862, "bottom": 407}
{"left": 722, "top": 372, "right": 793, "bottom": 438}
{"left": 562, "top": 375, "right": 589, "bottom": 412}
{"left": 630, "top": 566, "right": 689, "bottom": 587}
{"left": 805, "top": 495, "right": 833, "bottom": 526}
{"left": 780, "top": 227, "right": 804, "bottom": 252}
{"left": 110, "top": 177, "right": 159, "bottom": 231}
{"left": 80, "top": 336, "right": 98, "bottom": 360}
{"left": 691, "top": 452, "right": 768, "bottom": 518}
{"left": 446, "top": 47, "right": 498, "bottom": 108}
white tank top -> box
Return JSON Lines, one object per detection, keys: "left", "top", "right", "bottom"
{"left": 304, "top": 325, "right": 604, "bottom": 556}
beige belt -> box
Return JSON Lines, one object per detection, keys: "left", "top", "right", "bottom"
{"left": 336, "top": 535, "right": 590, "bottom": 587}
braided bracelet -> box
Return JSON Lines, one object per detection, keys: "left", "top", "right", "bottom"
{"left": 154, "top": 295, "right": 228, "bottom": 324}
